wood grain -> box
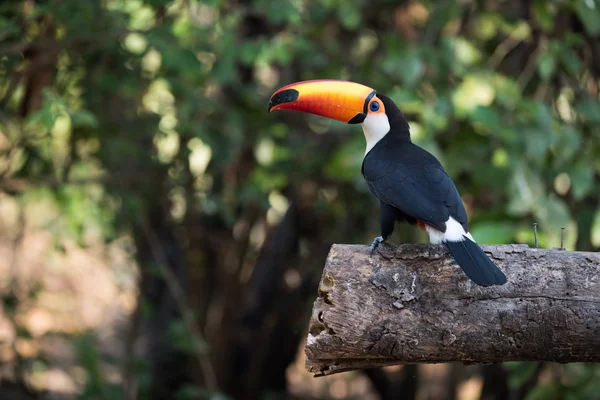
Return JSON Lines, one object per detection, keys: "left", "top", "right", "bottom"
{"left": 305, "top": 244, "right": 600, "bottom": 376}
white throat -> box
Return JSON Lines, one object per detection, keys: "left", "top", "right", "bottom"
{"left": 361, "top": 113, "right": 390, "bottom": 155}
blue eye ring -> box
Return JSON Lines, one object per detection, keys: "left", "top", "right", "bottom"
{"left": 369, "top": 101, "right": 380, "bottom": 112}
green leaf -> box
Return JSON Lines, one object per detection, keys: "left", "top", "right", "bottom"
{"left": 473, "top": 12, "right": 501, "bottom": 40}
{"left": 575, "top": 98, "right": 600, "bottom": 124}
{"left": 574, "top": 0, "right": 600, "bottom": 36}
{"left": 538, "top": 52, "right": 556, "bottom": 80}
{"left": 422, "top": 96, "right": 452, "bottom": 131}
{"left": 492, "top": 74, "right": 521, "bottom": 107}
{"left": 338, "top": 5, "right": 361, "bottom": 30}
{"left": 452, "top": 37, "right": 482, "bottom": 65}
{"left": 507, "top": 164, "right": 545, "bottom": 216}
{"left": 534, "top": 102, "right": 554, "bottom": 132}
{"left": 70, "top": 110, "right": 99, "bottom": 129}
{"left": 525, "top": 129, "right": 550, "bottom": 165}
{"left": 558, "top": 47, "right": 584, "bottom": 75}
{"left": 569, "top": 161, "right": 594, "bottom": 199}
{"left": 468, "top": 106, "right": 502, "bottom": 135}
{"left": 390, "top": 89, "right": 424, "bottom": 114}
{"left": 470, "top": 222, "right": 518, "bottom": 244}
{"left": 325, "top": 136, "right": 364, "bottom": 182}
{"left": 247, "top": 0, "right": 302, "bottom": 25}
{"left": 402, "top": 55, "right": 425, "bottom": 85}
{"left": 532, "top": 0, "right": 555, "bottom": 31}
{"left": 535, "top": 196, "right": 571, "bottom": 247}
{"left": 210, "top": 32, "right": 237, "bottom": 84}
{"left": 553, "top": 125, "right": 582, "bottom": 165}
{"left": 382, "top": 49, "right": 424, "bottom": 87}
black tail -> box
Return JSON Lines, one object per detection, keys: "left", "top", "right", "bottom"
{"left": 445, "top": 238, "right": 507, "bottom": 287}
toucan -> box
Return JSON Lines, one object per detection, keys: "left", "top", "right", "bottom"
{"left": 268, "top": 80, "right": 507, "bottom": 287}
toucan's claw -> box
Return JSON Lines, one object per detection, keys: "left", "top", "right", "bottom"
{"left": 370, "top": 236, "right": 384, "bottom": 256}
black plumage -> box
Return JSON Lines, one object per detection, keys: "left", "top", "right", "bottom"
{"left": 362, "top": 94, "right": 507, "bottom": 287}
{"left": 445, "top": 240, "right": 508, "bottom": 286}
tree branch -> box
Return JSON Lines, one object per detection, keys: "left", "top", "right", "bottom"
{"left": 305, "top": 244, "right": 600, "bottom": 376}
{"left": 138, "top": 215, "right": 218, "bottom": 391}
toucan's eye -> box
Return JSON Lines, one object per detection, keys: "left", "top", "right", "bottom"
{"left": 369, "top": 101, "right": 380, "bottom": 112}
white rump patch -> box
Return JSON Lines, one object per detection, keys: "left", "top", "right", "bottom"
{"left": 362, "top": 113, "right": 390, "bottom": 155}
{"left": 426, "top": 216, "right": 475, "bottom": 244}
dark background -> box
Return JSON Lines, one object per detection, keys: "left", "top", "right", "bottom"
{"left": 0, "top": 0, "right": 599, "bottom": 399}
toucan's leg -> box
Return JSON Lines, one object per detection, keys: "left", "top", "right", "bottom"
{"left": 370, "top": 202, "right": 398, "bottom": 255}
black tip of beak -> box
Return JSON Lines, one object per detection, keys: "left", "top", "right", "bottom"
{"left": 268, "top": 89, "right": 299, "bottom": 112}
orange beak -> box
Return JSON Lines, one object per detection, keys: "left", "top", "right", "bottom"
{"left": 268, "top": 80, "right": 376, "bottom": 124}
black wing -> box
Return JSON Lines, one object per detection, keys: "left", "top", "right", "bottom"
{"left": 362, "top": 143, "right": 468, "bottom": 233}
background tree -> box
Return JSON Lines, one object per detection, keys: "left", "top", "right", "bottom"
{"left": 0, "top": 0, "right": 599, "bottom": 399}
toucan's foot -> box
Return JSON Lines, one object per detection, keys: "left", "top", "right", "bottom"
{"left": 370, "top": 236, "right": 385, "bottom": 256}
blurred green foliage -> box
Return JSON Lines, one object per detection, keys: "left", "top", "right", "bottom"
{"left": 2, "top": 0, "right": 599, "bottom": 247}
{"left": 1, "top": 0, "right": 600, "bottom": 398}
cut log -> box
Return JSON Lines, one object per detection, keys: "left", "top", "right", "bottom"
{"left": 305, "top": 244, "right": 600, "bottom": 376}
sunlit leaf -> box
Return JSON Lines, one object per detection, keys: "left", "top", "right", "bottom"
{"left": 452, "top": 75, "right": 495, "bottom": 116}
{"left": 591, "top": 208, "right": 600, "bottom": 247}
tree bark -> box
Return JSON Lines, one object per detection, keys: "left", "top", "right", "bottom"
{"left": 305, "top": 244, "right": 600, "bottom": 376}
